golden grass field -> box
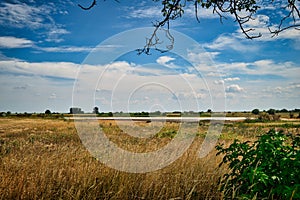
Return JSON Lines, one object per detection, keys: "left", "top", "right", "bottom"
{"left": 0, "top": 116, "right": 299, "bottom": 199}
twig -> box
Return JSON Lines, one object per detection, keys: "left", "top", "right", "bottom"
{"left": 78, "top": 0, "right": 97, "bottom": 10}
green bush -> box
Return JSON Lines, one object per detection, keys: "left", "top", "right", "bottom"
{"left": 251, "top": 109, "right": 260, "bottom": 115}
{"left": 216, "top": 129, "right": 300, "bottom": 199}
{"left": 156, "top": 130, "right": 177, "bottom": 138}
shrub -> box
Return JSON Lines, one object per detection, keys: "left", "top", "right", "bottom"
{"left": 156, "top": 130, "right": 177, "bottom": 138}
{"left": 251, "top": 109, "right": 260, "bottom": 115}
{"left": 267, "top": 108, "right": 276, "bottom": 115}
{"left": 258, "top": 113, "right": 280, "bottom": 121}
{"left": 216, "top": 129, "right": 300, "bottom": 199}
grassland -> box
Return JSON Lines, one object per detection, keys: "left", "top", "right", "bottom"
{"left": 0, "top": 116, "right": 299, "bottom": 199}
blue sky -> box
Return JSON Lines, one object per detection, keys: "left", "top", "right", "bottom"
{"left": 0, "top": 0, "right": 299, "bottom": 113}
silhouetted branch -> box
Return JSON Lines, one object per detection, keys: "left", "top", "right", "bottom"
{"left": 79, "top": 0, "right": 300, "bottom": 54}
{"left": 139, "top": 0, "right": 262, "bottom": 55}
{"left": 137, "top": 0, "right": 181, "bottom": 55}
{"left": 78, "top": 0, "right": 97, "bottom": 10}
{"left": 269, "top": 0, "right": 300, "bottom": 36}
{"left": 210, "top": 0, "right": 261, "bottom": 39}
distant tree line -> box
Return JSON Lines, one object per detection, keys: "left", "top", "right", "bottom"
{"left": 0, "top": 111, "right": 64, "bottom": 118}
{"left": 251, "top": 108, "right": 300, "bottom": 116}
{"left": 1, "top": 107, "right": 299, "bottom": 118}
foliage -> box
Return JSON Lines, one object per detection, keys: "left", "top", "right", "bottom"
{"left": 251, "top": 109, "right": 259, "bottom": 115}
{"left": 93, "top": 106, "right": 99, "bottom": 114}
{"left": 267, "top": 108, "right": 276, "bottom": 115}
{"left": 216, "top": 129, "right": 300, "bottom": 199}
{"left": 130, "top": 111, "right": 150, "bottom": 117}
{"left": 156, "top": 129, "right": 177, "bottom": 138}
{"left": 45, "top": 109, "right": 51, "bottom": 115}
{"left": 98, "top": 112, "right": 113, "bottom": 117}
{"left": 258, "top": 112, "right": 280, "bottom": 121}
{"left": 245, "top": 113, "right": 280, "bottom": 123}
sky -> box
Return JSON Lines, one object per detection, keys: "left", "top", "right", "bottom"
{"left": 0, "top": 0, "right": 299, "bottom": 113}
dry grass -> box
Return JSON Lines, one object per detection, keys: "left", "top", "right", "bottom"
{"left": 0, "top": 117, "right": 298, "bottom": 199}
{"left": 0, "top": 118, "right": 223, "bottom": 199}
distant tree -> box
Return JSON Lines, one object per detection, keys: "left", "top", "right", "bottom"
{"left": 267, "top": 108, "right": 276, "bottom": 115}
{"left": 280, "top": 108, "right": 288, "bottom": 113}
{"left": 6, "top": 111, "right": 11, "bottom": 116}
{"left": 251, "top": 109, "right": 260, "bottom": 115}
{"left": 207, "top": 109, "right": 212, "bottom": 113}
{"left": 152, "top": 111, "right": 161, "bottom": 116}
{"left": 45, "top": 109, "right": 51, "bottom": 115}
{"left": 93, "top": 106, "right": 99, "bottom": 114}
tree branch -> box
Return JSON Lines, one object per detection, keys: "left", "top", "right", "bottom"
{"left": 137, "top": 0, "right": 181, "bottom": 55}
{"left": 78, "top": 0, "right": 120, "bottom": 10}
{"left": 78, "top": 0, "right": 299, "bottom": 54}
{"left": 78, "top": 0, "right": 97, "bottom": 10}
{"left": 269, "top": 0, "right": 300, "bottom": 36}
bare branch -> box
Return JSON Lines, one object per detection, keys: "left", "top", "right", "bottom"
{"left": 269, "top": 24, "right": 300, "bottom": 37}
{"left": 229, "top": 0, "right": 261, "bottom": 39}
{"left": 78, "top": 0, "right": 120, "bottom": 10}
{"left": 78, "top": 0, "right": 97, "bottom": 10}
{"left": 269, "top": 0, "right": 300, "bottom": 36}
{"left": 137, "top": 0, "right": 181, "bottom": 54}
{"left": 78, "top": 0, "right": 299, "bottom": 54}
{"left": 195, "top": 1, "right": 200, "bottom": 23}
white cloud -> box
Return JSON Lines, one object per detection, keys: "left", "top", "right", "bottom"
{"left": 216, "top": 59, "right": 300, "bottom": 81}
{"left": 226, "top": 84, "right": 244, "bottom": 93}
{"left": 214, "top": 77, "right": 240, "bottom": 85}
{"left": 0, "top": 38, "right": 121, "bottom": 52}
{"left": 235, "top": 13, "right": 300, "bottom": 42}
{"left": 45, "top": 28, "right": 70, "bottom": 43}
{"left": 125, "top": 3, "right": 220, "bottom": 20}
{"left": 287, "top": 82, "right": 300, "bottom": 89}
{"left": 0, "top": 36, "right": 34, "bottom": 48}
{"left": 214, "top": 80, "right": 224, "bottom": 85}
{"left": 40, "top": 45, "right": 121, "bottom": 53}
{"left": 0, "top": 60, "right": 79, "bottom": 79}
{"left": 0, "top": 2, "right": 47, "bottom": 29}
{"left": 206, "top": 11, "right": 300, "bottom": 53}
{"left": 187, "top": 51, "right": 220, "bottom": 64}
{"left": 0, "top": 37, "right": 106, "bottom": 52}
{"left": 40, "top": 46, "right": 94, "bottom": 53}
{"left": 244, "top": 14, "right": 270, "bottom": 28}
{"left": 224, "top": 77, "right": 240, "bottom": 82}
{"left": 183, "top": 4, "right": 218, "bottom": 19}
{"left": 126, "top": 6, "right": 162, "bottom": 19}
{"left": 156, "top": 56, "right": 175, "bottom": 66}
{"left": 204, "top": 34, "right": 259, "bottom": 52}
{"left": 175, "top": 91, "right": 207, "bottom": 100}
{"left": 0, "top": 2, "right": 69, "bottom": 43}
{"left": 49, "top": 93, "right": 57, "bottom": 99}
{"left": 73, "top": 59, "right": 221, "bottom": 112}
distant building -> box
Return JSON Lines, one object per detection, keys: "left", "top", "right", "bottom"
{"left": 70, "top": 107, "right": 84, "bottom": 114}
